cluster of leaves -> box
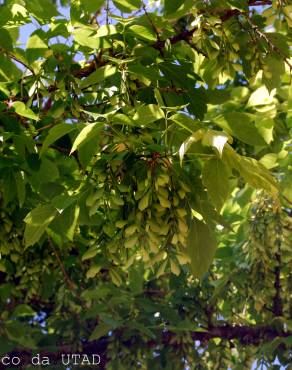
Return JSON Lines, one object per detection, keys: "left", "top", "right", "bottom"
{"left": 0, "top": 0, "right": 291, "bottom": 368}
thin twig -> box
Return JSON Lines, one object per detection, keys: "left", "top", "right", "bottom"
{"left": 272, "top": 210, "right": 283, "bottom": 317}
{"left": 245, "top": 16, "right": 292, "bottom": 70}
{"left": 0, "top": 49, "right": 35, "bottom": 75}
{"left": 199, "top": 0, "right": 272, "bottom": 21}
{"left": 150, "top": 86, "right": 188, "bottom": 94}
{"left": 36, "top": 123, "right": 54, "bottom": 132}
{"left": 141, "top": 0, "right": 160, "bottom": 41}
{"left": 48, "top": 238, "right": 80, "bottom": 299}
{"left": 282, "top": 195, "right": 292, "bottom": 206}
{"left": 106, "top": 0, "right": 109, "bottom": 25}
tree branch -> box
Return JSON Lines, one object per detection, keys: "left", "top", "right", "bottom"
{"left": 244, "top": 16, "right": 292, "bottom": 70}
{"left": 141, "top": 1, "right": 161, "bottom": 41}
{"left": 0, "top": 49, "right": 35, "bottom": 76}
{"left": 273, "top": 252, "right": 283, "bottom": 316}
{"left": 48, "top": 238, "right": 82, "bottom": 302}
{"left": 188, "top": 325, "right": 289, "bottom": 345}
{"left": 201, "top": 0, "right": 272, "bottom": 22}
{"left": 272, "top": 211, "right": 283, "bottom": 317}
{"left": 5, "top": 0, "right": 278, "bottom": 103}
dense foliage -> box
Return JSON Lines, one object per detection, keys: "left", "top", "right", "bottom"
{"left": 0, "top": 0, "right": 292, "bottom": 368}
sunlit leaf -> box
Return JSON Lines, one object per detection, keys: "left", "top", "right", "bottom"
{"left": 186, "top": 219, "right": 217, "bottom": 279}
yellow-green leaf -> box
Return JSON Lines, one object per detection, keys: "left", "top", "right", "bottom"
{"left": 12, "top": 102, "right": 38, "bottom": 121}
{"left": 41, "top": 124, "right": 76, "bottom": 156}
{"left": 70, "top": 122, "right": 102, "bottom": 154}
{"left": 80, "top": 65, "right": 117, "bottom": 89}
{"left": 202, "top": 158, "right": 230, "bottom": 211}
{"left": 186, "top": 219, "right": 217, "bottom": 279}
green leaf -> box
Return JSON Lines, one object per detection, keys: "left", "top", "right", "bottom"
{"left": 113, "top": 0, "right": 140, "bottom": 13}
{"left": 164, "top": 0, "right": 185, "bottom": 15}
{"left": 70, "top": 122, "right": 103, "bottom": 154}
{"left": 171, "top": 113, "right": 200, "bottom": 134}
{"left": 202, "top": 158, "right": 230, "bottom": 212}
{"left": 13, "top": 171, "right": 26, "bottom": 208}
{"left": 255, "top": 117, "right": 274, "bottom": 144}
{"left": 133, "top": 104, "right": 164, "bottom": 125}
{"left": 0, "top": 7, "right": 12, "bottom": 27}
{"left": 24, "top": 204, "right": 57, "bottom": 247}
{"left": 214, "top": 112, "right": 266, "bottom": 146}
{"left": 5, "top": 321, "right": 25, "bottom": 340}
{"left": 73, "top": 27, "right": 100, "bottom": 49}
{"left": 0, "top": 53, "right": 22, "bottom": 83}
{"left": 89, "top": 323, "right": 111, "bottom": 341}
{"left": 82, "top": 247, "right": 99, "bottom": 261}
{"left": 26, "top": 33, "right": 48, "bottom": 63}
{"left": 128, "top": 322, "right": 155, "bottom": 338}
{"left": 223, "top": 145, "right": 278, "bottom": 197}
{"left": 109, "top": 269, "right": 122, "bottom": 286}
{"left": 86, "top": 264, "right": 102, "bottom": 278}
{"left": 247, "top": 86, "right": 275, "bottom": 107}
{"left": 81, "top": 0, "right": 105, "bottom": 13}
{"left": 12, "top": 304, "right": 36, "bottom": 318}
{"left": 259, "top": 153, "right": 278, "bottom": 169}
{"left": 186, "top": 219, "right": 217, "bottom": 279}
{"left": 24, "top": 222, "right": 50, "bottom": 247}
{"left": 78, "top": 134, "right": 100, "bottom": 167}
{"left": 96, "top": 25, "right": 117, "bottom": 37}
{"left": 128, "top": 266, "right": 144, "bottom": 294}
{"left": 41, "top": 123, "right": 76, "bottom": 156}
{"left": 268, "top": 33, "right": 289, "bottom": 57}
{"left": 51, "top": 194, "right": 77, "bottom": 213}
{"left": 24, "top": 204, "right": 56, "bottom": 225}
{"left": 178, "top": 130, "right": 204, "bottom": 165}
{"left": 227, "top": 0, "right": 248, "bottom": 10}
{"left": 0, "top": 29, "right": 13, "bottom": 51}
{"left": 5, "top": 321, "right": 36, "bottom": 349}
{"left": 262, "top": 56, "right": 285, "bottom": 91}
{"left": 164, "top": 0, "right": 194, "bottom": 19}
{"left": 80, "top": 65, "right": 117, "bottom": 89}
{"left": 128, "top": 25, "right": 157, "bottom": 41}
{"left": 202, "top": 130, "right": 231, "bottom": 157}
{"left": 111, "top": 113, "right": 136, "bottom": 126}
{"left": 50, "top": 204, "right": 80, "bottom": 241}
{"left": 35, "top": 158, "right": 59, "bottom": 183}
{"left": 283, "top": 336, "right": 292, "bottom": 346}
{"left": 138, "top": 192, "right": 149, "bottom": 211}
{"left": 128, "top": 63, "right": 162, "bottom": 83}
{"left": 12, "top": 102, "right": 38, "bottom": 121}
{"left": 25, "top": 0, "right": 59, "bottom": 21}
{"left": 2, "top": 169, "right": 16, "bottom": 206}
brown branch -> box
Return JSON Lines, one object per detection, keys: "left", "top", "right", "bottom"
{"left": 152, "top": 27, "right": 197, "bottom": 51}
{"left": 159, "top": 87, "right": 187, "bottom": 93}
{"left": 152, "top": 27, "right": 208, "bottom": 58}
{"left": 282, "top": 195, "right": 292, "bottom": 206}
{"left": 6, "top": 0, "right": 277, "bottom": 104}
{"left": 73, "top": 59, "right": 104, "bottom": 79}
{"left": 273, "top": 252, "right": 282, "bottom": 316}
{"left": 0, "top": 49, "right": 35, "bottom": 76}
{"left": 141, "top": 1, "right": 161, "bottom": 41}
{"left": 272, "top": 210, "right": 283, "bottom": 317}
{"left": 201, "top": 0, "right": 272, "bottom": 22}
{"left": 187, "top": 324, "right": 290, "bottom": 345}
{"left": 248, "top": 0, "right": 272, "bottom": 5}
{"left": 244, "top": 16, "right": 292, "bottom": 70}
{"left": 36, "top": 123, "right": 54, "bottom": 132}
{"left": 48, "top": 238, "right": 81, "bottom": 301}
